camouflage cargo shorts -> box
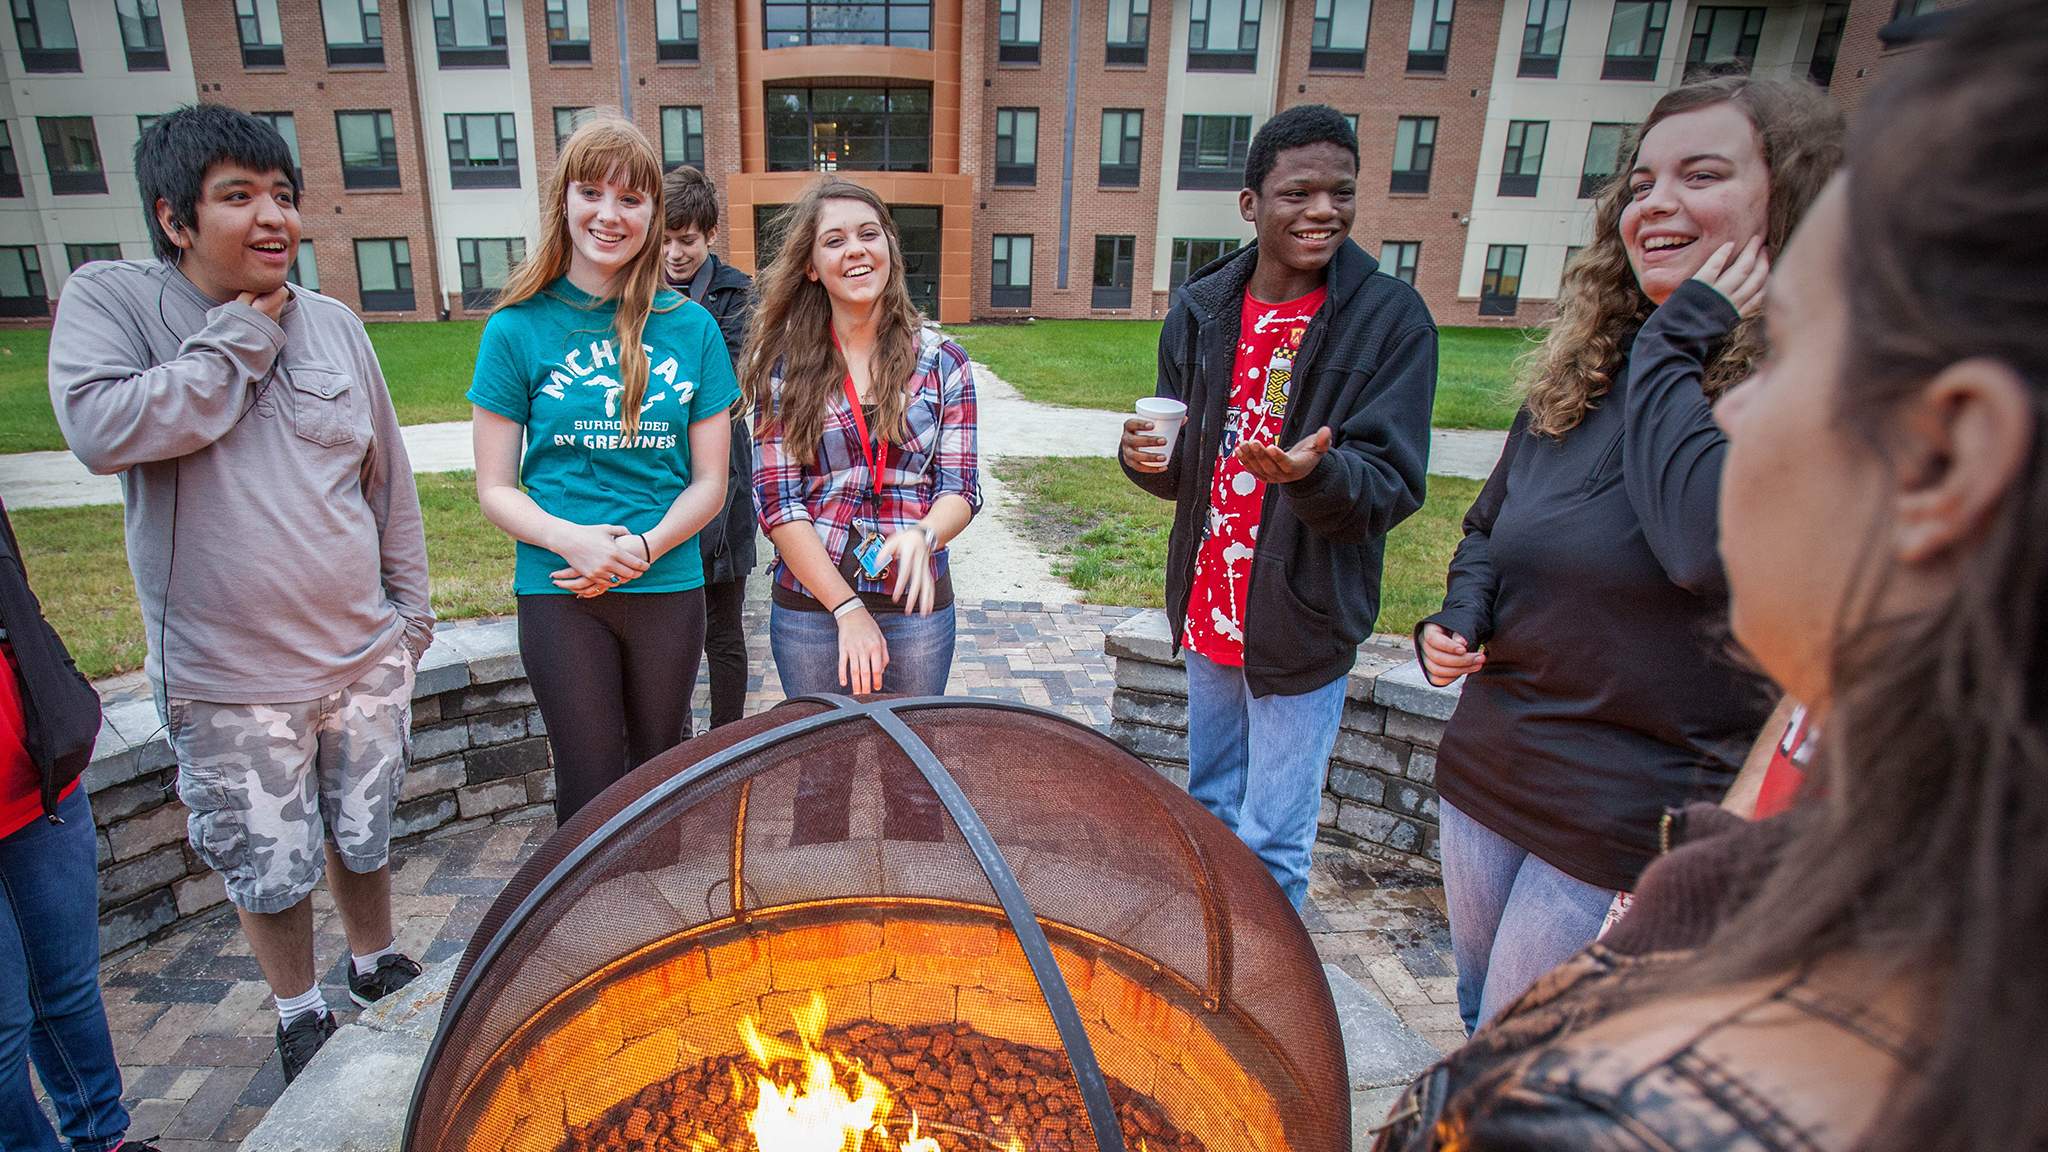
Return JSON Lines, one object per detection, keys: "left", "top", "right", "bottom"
{"left": 166, "top": 645, "right": 414, "bottom": 914}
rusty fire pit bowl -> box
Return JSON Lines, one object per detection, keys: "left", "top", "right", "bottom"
{"left": 403, "top": 695, "right": 1349, "bottom": 1152}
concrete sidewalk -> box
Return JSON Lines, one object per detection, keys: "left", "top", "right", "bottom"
{"left": 0, "top": 365, "right": 1505, "bottom": 510}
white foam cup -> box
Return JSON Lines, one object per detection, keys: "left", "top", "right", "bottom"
{"left": 1134, "top": 397, "right": 1188, "bottom": 465}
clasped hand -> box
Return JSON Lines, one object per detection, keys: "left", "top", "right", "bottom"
{"left": 551, "top": 523, "right": 650, "bottom": 598}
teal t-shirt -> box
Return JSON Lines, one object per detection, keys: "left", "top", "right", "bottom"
{"left": 467, "top": 278, "right": 741, "bottom": 595}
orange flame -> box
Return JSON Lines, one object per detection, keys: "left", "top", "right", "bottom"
{"left": 725, "top": 993, "right": 1026, "bottom": 1152}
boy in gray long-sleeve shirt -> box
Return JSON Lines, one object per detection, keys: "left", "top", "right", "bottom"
{"left": 48, "top": 105, "right": 429, "bottom": 1082}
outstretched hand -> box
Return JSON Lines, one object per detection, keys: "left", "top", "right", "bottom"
{"left": 1694, "top": 237, "right": 1770, "bottom": 318}
{"left": 1236, "top": 426, "right": 1331, "bottom": 485}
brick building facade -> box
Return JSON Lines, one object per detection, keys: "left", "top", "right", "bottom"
{"left": 0, "top": 0, "right": 1930, "bottom": 327}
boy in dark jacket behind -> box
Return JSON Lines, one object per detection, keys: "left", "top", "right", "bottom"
{"left": 1120, "top": 105, "right": 1436, "bottom": 907}
{"left": 661, "top": 165, "right": 756, "bottom": 728}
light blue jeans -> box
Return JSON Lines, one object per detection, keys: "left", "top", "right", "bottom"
{"left": 770, "top": 600, "right": 958, "bottom": 698}
{"left": 1439, "top": 798, "right": 1616, "bottom": 1033}
{"left": 1184, "top": 651, "right": 1347, "bottom": 909}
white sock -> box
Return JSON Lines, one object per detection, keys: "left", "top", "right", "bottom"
{"left": 352, "top": 942, "right": 398, "bottom": 976}
{"left": 274, "top": 985, "right": 328, "bottom": 1026}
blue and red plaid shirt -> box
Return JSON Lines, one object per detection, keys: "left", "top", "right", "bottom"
{"left": 753, "top": 327, "right": 982, "bottom": 599}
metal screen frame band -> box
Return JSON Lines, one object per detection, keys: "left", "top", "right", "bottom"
{"left": 405, "top": 696, "right": 1134, "bottom": 1151}
{"left": 837, "top": 697, "right": 1129, "bottom": 1152}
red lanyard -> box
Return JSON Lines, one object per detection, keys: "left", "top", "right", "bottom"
{"left": 833, "top": 332, "right": 887, "bottom": 492}
{"left": 841, "top": 371, "right": 887, "bottom": 485}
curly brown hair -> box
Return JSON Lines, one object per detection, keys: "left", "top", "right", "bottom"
{"left": 1520, "top": 76, "right": 1843, "bottom": 438}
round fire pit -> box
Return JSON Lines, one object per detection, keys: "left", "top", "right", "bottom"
{"left": 403, "top": 696, "right": 1348, "bottom": 1152}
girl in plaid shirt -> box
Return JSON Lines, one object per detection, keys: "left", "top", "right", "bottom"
{"left": 741, "top": 180, "right": 981, "bottom": 697}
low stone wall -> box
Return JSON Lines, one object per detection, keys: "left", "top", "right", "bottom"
{"left": 84, "top": 620, "right": 554, "bottom": 956}
{"left": 1103, "top": 611, "right": 1459, "bottom": 869}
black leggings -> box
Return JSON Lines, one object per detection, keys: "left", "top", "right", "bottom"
{"left": 702, "top": 577, "right": 749, "bottom": 728}
{"left": 518, "top": 589, "right": 705, "bottom": 824}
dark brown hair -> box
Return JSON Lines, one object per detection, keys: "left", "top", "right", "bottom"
{"left": 661, "top": 164, "right": 718, "bottom": 235}
{"left": 1521, "top": 76, "right": 1843, "bottom": 437}
{"left": 1682, "top": 4, "right": 2048, "bottom": 1149}
{"left": 738, "top": 179, "right": 925, "bottom": 467}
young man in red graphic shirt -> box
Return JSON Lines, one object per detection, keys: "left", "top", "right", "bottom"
{"left": 1121, "top": 105, "right": 1437, "bottom": 907}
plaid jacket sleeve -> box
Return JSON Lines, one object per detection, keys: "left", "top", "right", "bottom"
{"left": 933, "top": 340, "right": 983, "bottom": 514}
{"left": 752, "top": 369, "right": 814, "bottom": 533}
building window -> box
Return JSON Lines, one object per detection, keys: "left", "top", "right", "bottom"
{"left": 65, "top": 243, "right": 120, "bottom": 271}
{"left": 1808, "top": 1, "right": 1847, "bottom": 86}
{"left": 1379, "top": 240, "right": 1419, "bottom": 285}
{"left": 763, "top": 0, "right": 931, "bottom": 49}
{"left": 236, "top": 0, "right": 284, "bottom": 67}
{"left": 1563, "top": 244, "right": 1583, "bottom": 275}
{"left": 1343, "top": 112, "right": 1358, "bottom": 133}
{"left": 1892, "top": 0, "right": 1937, "bottom": 15}
{"left": 37, "top": 117, "right": 104, "bottom": 195}
{"left": 0, "top": 123, "right": 22, "bottom": 199}
{"left": 990, "top": 234, "right": 1031, "bottom": 308}
{"left": 117, "top": 0, "right": 168, "bottom": 70}
{"left": 321, "top": 0, "right": 382, "bottom": 65}
{"left": 1519, "top": 0, "right": 1567, "bottom": 76}
{"left": 253, "top": 112, "right": 302, "bottom": 187}
{"left": 355, "top": 238, "right": 414, "bottom": 311}
{"left": 458, "top": 237, "right": 524, "bottom": 309}
{"left": 288, "top": 240, "right": 319, "bottom": 290}
{"left": 1390, "top": 115, "right": 1435, "bottom": 193}
{"left": 1481, "top": 244, "right": 1525, "bottom": 316}
{"left": 661, "top": 106, "right": 704, "bottom": 171}
{"left": 1603, "top": 0, "right": 1666, "bottom": 79}
{"left": 337, "top": 110, "right": 400, "bottom": 190}
{"left": 0, "top": 246, "right": 47, "bottom": 316}
{"left": 1178, "top": 114, "right": 1252, "bottom": 191}
{"left": 1169, "top": 238, "right": 1238, "bottom": 291}
{"left": 1107, "top": 0, "right": 1148, "bottom": 64}
{"left": 433, "top": 0, "right": 507, "bottom": 66}
{"left": 1092, "top": 234, "right": 1135, "bottom": 309}
{"left": 547, "top": 0, "right": 591, "bottom": 62}
{"left": 446, "top": 113, "right": 519, "bottom": 188}
{"left": 1406, "top": 0, "right": 1452, "bottom": 72}
{"left": 15, "top": 0, "right": 80, "bottom": 72}
{"left": 554, "top": 106, "right": 596, "bottom": 150}
{"left": 1686, "top": 6, "right": 1764, "bottom": 77}
{"left": 994, "top": 108, "right": 1037, "bottom": 186}
{"left": 1498, "top": 120, "right": 1546, "bottom": 197}
{"left": 766, "top": 87, "right": 930, "bottom": 173}
{"left": 998, "top": 0, "right": 1040, "bottom": 63}
{"left": 1099, "top": 109, "right": 1143, "bottom": 187}
{"left": 656, "top": 0, "right": 699, "bottom": 60}
{"left": 1579, "top": 121, "right": 1628, "bottom": 199}
{"left": 1311, "top": 0, "right": 1369, "bottom": 69}
{"left": 1188, "top": 0, "right": 1260, "bottom": 71}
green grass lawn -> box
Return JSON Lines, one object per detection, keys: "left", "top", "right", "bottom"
{"left": 0, "top": 319, "right": 484, "bottom": 453}
{"left": 949, "top": 320, "right": 1531, "bottom": 430}
{"left": 995, "top": 456, "right": 1476, "bottom": 637}
{"left": 13, "top": 471, "right": 513, "bottom": 681}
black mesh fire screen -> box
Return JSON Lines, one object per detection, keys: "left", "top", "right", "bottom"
{"left": 404, "top": 696, "right": 1349, "bottom": 1152}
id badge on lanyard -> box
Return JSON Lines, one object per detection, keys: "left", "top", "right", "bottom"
{"left": 843, "top": 370, "right": 893, "bottom": 581}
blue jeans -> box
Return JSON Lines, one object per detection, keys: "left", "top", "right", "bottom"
{"left": 0, "top": 788, "right": 130, "bottom": 1152}
{"left": 1439, "top": 798, "right": 1616, "bottom": 1033}
{"left": 770, "top": 601, "right": 958, "bottom": 698}
{"left": 1184, "top": 651, "right": 1347, "bottom": 909}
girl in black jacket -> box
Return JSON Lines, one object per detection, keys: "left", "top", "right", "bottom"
{"left": 1416, "top": 77, "right": 1841, "bottom": 1032}
{"left": 0, "top": 499, "right": 161, "bottom": 1152}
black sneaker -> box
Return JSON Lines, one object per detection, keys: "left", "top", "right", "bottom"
{"left": 117, "top": 1142, "right": 164, "bottom": 1152}
{"left": 347, "top": 952, "right": 424, "bottom": 1008}
{"left": 275, "top": 1009, "right": 337, "bottom": 1084}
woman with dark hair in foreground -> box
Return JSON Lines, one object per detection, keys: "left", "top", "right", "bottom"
{"left": 1377, "top": 1, "right": 2048, "bottom": 1147}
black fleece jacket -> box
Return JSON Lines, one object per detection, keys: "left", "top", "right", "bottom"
{"left": 0, "top": 499, "right": 101, "bottom": 820}
{"left": 1121, "top": 239, "right": 1436, "bottom": 696}
{"left": 680, "top": 254, "right": 758, "bottom": 586}
{"left": 1424, "top": 280, "right": 1775, "bottom": 891}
